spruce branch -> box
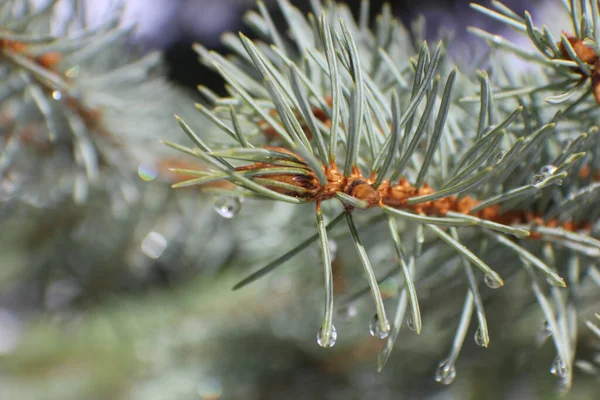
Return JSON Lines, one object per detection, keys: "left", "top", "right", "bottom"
{"left": 164, "top": 0, "right": 600, "bottom": 387}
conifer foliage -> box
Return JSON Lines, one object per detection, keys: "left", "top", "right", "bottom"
{"left": 1, "top": 0, "right": 600, "bottom": 397}
{"left": 0, "top": 1, "right": 231, "bottom": 313}
{"left": 166, "top": 0, "right": 600, "bottom": 389}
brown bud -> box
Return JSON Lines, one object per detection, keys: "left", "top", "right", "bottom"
{"left": 36, "top": 52, "right": 62, "bottom": 70}
{"left": 559, "top": 36, "right": 598, "bottom": 65}
{"left": 344, "top": 178, "right": 380, "bottom": 208}
{"left": 592, "top": 67, "right": 600, "bottom": 104}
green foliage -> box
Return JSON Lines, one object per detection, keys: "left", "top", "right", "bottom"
{"left": 1, "top": 0, "right": 600, "bottom": 398}
{"left": 166, "top": 0, "right": 600, "bottom": 390}
{"left": 0, "top": 0, "right": 234, "bottom": 311}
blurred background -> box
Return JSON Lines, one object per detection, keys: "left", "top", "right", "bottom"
{"left": 3, "top": 1, "right": 597, "bottom": 400}
{"left": 137, "top": 0, "right": 543, "bottom": 91}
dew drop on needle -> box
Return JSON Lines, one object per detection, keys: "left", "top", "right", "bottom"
{"left": 550, "top": 356, "right": 568, "bottom": 378}
{"left": 435, "top": 359, "right": 456, "bottom": 385}
{"left": 542, "top": 320, "right": 552, "bottom": 336}
{"left": 369, "top": 314, "right": 390, "bottom": 339}
{"left": 213, "top": 196, "right": 242, "bottom": 218}
{"left": 407, "top": 313, "right": 417, "bottom": 332}
{"left": 474, "top": 327, "right": 488, "bottom": 347}
{"left": 317, "top": 324, "right": 337, "bottom": 348}
{"left": 484, "top": 273, "right": 501, "bottom": 289}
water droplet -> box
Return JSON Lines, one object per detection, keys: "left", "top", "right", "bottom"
{"left": 197, "top": 377, "right": 222, "bottom": 399}
{"left": 51, "top": 90, "right": 62, "bottom": 100}
{"left": 141, "top": 231, "right": 168, "bottom": 259}
{"left": 531, "top": 174, "right": 546, "bottom": 187}
{"left": 328, "top": 239, "right": 338, "bottom": 261}
{"left": 213, "top": 196, "right": 242, "bottom": 218}
{"left": 369, "top": 314, "right": 390, "bottom": 339}
{"left": 65, "top": 65, "right": 80, "bottom": 78}
{"left": 474, "top": 327, "right": 488, "bottom": 347}
{"left": 484, "top": 273, "right": 502, "bottom": 289}
{"left": 532, "top": 165, "right": 558, "bottom": 188}
{"left": 338, "top": 305, "right": 357, "bottom": 321}
{"left": 542, "top": 320, "right": 552, "bottom": 336}
{"left": 407, "top": 313, "right": 417, "bottom": 331}
{"left": 550, "top": 356, "right": 568, "bottom": 378}
{"left": 541, "top": 165, "right": 557, "bottom": 175}
{"left": 138, "top": 161, "right": 159, "bottom": 182}
{"left": 536, "top": 320, "right": 552, "bottom": 345}
{"left": 317, "top": 324, "right": 337, "bottom": 348}
{"left": 435, "top": 359, "right": 457, "bottom": 385}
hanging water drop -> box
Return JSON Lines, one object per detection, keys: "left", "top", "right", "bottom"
{"left": 369, "top": 314, "right": 390, "bottom": 339}
{"left": 407, "top": 313, "right": 417, "bottom": 331}
{"left": 550, "top": 356, "right": 568, "bottom": 378}
{"left": 51, "top": 90, "right": 62, "bottom": 100}
{"left": 484, "top": 273, "right": 502, "bottom": 289}
{"left": 316, "top": 324, "right": 337, "bottom": 348}
{"left": 474, "top": 327, "right": 488, "bottom": 347}
{"left": 213, "top": 196, "right": 242, "bottom": 218}
{"left": 435, "top": 359, "right": 457, "bottom": 385}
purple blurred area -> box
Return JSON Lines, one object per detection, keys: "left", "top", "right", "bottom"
{"left": 100, "top": 0, "right": 545, "bottom": 92}
{"left": 121, "top": 0, "right": 244, "bottom": 48}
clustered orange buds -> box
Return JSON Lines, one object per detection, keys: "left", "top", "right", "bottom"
{"left": 229, "top": 143, "right": 591, "bottom": 238}
{"left": 1, "top": 39, "right": 62, "bottom": 70}
{"left": 0, "top": 39, "right": 28, "bottom": 53}
{"left": 35, "top": 52, "right": 62, "bottom": 69}
{"left": 234, "top": 146, "right": 321, "bottom": 199}
{"left": 258, "top": 96, "right": 334, "bottom": 142}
